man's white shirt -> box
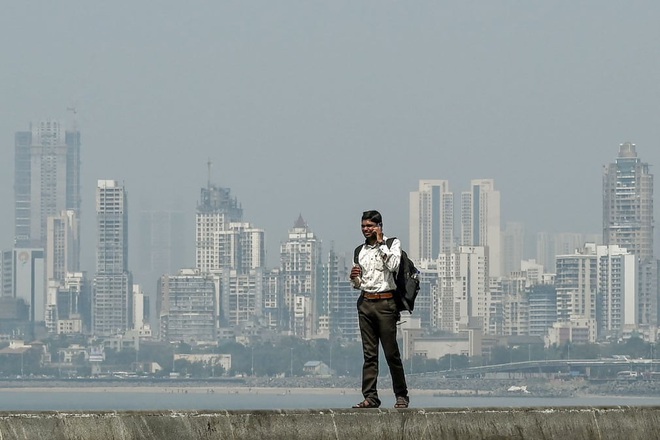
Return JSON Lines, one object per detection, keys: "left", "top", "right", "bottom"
{"left": 355, "top": 236, "right": 401, "bottom": 293}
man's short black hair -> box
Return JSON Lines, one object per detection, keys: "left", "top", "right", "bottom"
{"left": 361, "top": 210, "right": 382, "bottom": 225}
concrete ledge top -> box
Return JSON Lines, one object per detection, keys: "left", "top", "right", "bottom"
{"left": 0, "top": 406, "right": 659, "bottom": 439}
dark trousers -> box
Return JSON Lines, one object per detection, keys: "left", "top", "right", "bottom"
{"left": 357, "top": 296, "right": 408, "bottom": 405}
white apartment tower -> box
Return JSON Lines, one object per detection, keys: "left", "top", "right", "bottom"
{"left": 597, "top": 245, "right": 637, "bottom": 337}
{"left": 555, "top": 244, "right": 598, "bottom": 324}
{"left": 427, "top": 246, "right": 489, "bottom": 334}
{"left": 213, "top": 223, "right": 265, "bottom": 273}
{"left": 93, "top": 180, "right": 132, "bottom": 336}
{"left": 409, "top": 180, "right": 454, "bottom": 262}
{"left": 456, "top": 246, "right": 490, "bottom": 333}
{"left": 280, "top": 215, "right": 320, "bottom": 338}
{"left": 461, "top": 179, "right": 501, "bottom": 277}
{"left": 195, "top": 184, "right": 243, "bottom": 272}
{"left": 556, "top": 243, "right": 637, "bottom": 340}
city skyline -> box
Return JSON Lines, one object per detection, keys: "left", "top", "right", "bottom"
{"left": 4, "top": 120, "right": 657, "bottom": 278}
{"left": 1, "top": 127, "right": 658, "bottom": 347}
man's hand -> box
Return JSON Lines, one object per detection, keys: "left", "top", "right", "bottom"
{"left": 350, "top": 265, "right": 362, "bottom": 279}
{"left": 376, "top": 225, "right": 384, "bottom": 243}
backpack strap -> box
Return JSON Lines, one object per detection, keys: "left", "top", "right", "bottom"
{"left": 385, "top": 237, "right": 396, "bottom": 249}
{"left": 353, "top": 245, "right": 363, "bottom": 264}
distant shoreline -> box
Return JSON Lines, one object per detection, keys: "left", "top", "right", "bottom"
{"left": 0, "top": 386, "right": 443, "bottom": 396}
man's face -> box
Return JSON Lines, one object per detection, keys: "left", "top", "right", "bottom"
{"left": 361, "top": 220, "right": 379, "bottom": 239}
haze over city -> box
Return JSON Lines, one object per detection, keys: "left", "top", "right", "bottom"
{"left": 2, "top": 1, "right": 660, "bottom": 270}
{"left": 6, "top": 4, "right": 660, "bottom": 427}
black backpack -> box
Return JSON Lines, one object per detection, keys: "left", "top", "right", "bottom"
{"left": 353, "top": 237, "right": 420, "bottom": 313}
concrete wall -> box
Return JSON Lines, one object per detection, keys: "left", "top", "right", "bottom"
{"left": 0, "top": 407, "right": 659, "bottom": 439}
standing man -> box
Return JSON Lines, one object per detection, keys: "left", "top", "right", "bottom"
{"left": 350, "top": 210, "right": 409, "bottom": 409}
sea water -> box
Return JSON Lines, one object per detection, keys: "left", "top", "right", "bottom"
{"left": 0, "top": 390, "right": 658, "bottom": 411}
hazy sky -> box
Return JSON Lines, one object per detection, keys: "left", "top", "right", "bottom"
{"left": 2, "top": 1, "right": 660, "bottom": 272}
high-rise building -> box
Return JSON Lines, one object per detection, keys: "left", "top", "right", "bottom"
{"left": 14, "top": 121, "right": 81, "bottom": 248}
{"left": 501, "top": 222, "right": 525, "bottom": 276}
{"left": 280, "top": 215, "right": 321, "bottom": 338}
{"left": 603, "top": 143, "right": 656, "bottom": 326}
{"left": 603, "top": 143, "right": 654, "bottom": 261}
{"left": 137, "top": 210, "right": 187, "bottom": 280}
{"left": 500, "top": 276, "right": 528, "bottom": 336}
{"left": 326, "top": 249, "right": 359, "bottom": 341}
{"left": 555, "top": 244, "right": 598, "bottom": 324}
{"left": 132, "top": 284, "right": 148, "bottom": 331}
{"left": 461, "top": 179, "right": 501, "bottom": 277}
{"left": 409, "top": 180, "right": 454, "bottom": 262}
{"left": 196, "top": 184, "right": 243, "bottom": 272}
{"left": 555, "top": 243, "right": 637, "bottom": 341}
{"left": 430, "top": 246, "right": 489, "bottom": 334}
{"left": 0, "top": 251, "right": 12, "bottom": 297}
{"left": 213, "top": 223, "right": 265, "bottom": 274}
{"left": 418, "top": 258, "right": 450, "bottom": 332}
{"left": 13, "top": 121, "right": 81, "bottom": 329}
{"left": 93, "top": 180, "right": 132, "bottom": 336}
{"left": 55, "top": 272, "right": 90, "bottom": 335}
{"left": 158, "top": 269, "right": 217, "bottom": 343}
{"left": 193, "top": 183, "right": 266, "bottom": 333}
{"left": 216, "top": 268, "right": 263, "bottom": 326}
{"left": 528, "top": 284, "right": 557, "bottom": 338}
{"left": 10, "top": 248, "right": 45, "bottom": 324}
{"left": 46, "top": 210, "right": 80, "bottom": 283}
{"left": 596, "top": 245, "right": 637, "bottom": 338}
{"left": 263, "top": 268, "right": 283, "bottom": 330}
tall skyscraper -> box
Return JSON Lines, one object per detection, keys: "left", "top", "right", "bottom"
{"left": 93, "top": 180, "right": 132, "bottom": 336}
{"left": 603, "top": 143, "right": 654, "bottom": 260}
{"left": 46, "top": 210, "right": 80, "bottom": 283}
{"left": 138, "top": 210, "right": 187, "bottom": 280}
{"left": 14, "top": 120, "right": 81, "bottom": 248}
{"left": 603, "top": 143, "right": 655, "bottom": 325}
{"left": 194, "top": 182, "right": 266, "bottom": 332}
{"left": 501, "top": 221, "right": 525, "bottom": 276}
{"left": 280, "top": 215, "right": 321, "bottom": 339}
{"left": 409, "top": 180, "right": 454, "bottom": 262}
{"left": 13, "top": 121, "right": 81, "bottom": 327}
{"left": 195, "top": 184, "right": 244, "bottom": 272}
{"left": 461, "top": 179, "right": 502, "bottom": 277}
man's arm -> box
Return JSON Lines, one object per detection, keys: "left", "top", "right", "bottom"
{"left": 380, "top": 238, "right": 401, "bottom": 273}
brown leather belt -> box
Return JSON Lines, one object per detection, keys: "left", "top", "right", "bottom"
{"left": 362, "top": 291, "right": 394, "bottom": 300}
